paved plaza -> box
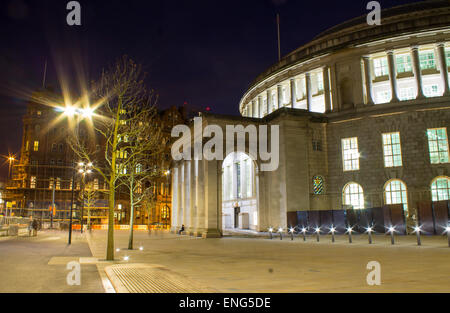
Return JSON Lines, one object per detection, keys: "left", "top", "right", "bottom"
{"left": 1, "top": 229, "right": 449, "bottom": 292}
{"left": 88, "top": 230, "right": 450, "bottom": 293}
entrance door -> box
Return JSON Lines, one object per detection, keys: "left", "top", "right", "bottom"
{"left": 234, "top": 207, "right": 240, "bottom": 229}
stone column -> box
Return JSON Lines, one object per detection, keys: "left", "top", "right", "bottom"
{"left": 202, "top": 159, "right": 222, "bottom": 238}
{"left": 290, "top": 78, "right": 296, "bottom": 108}
{"left": 252, "top": 99, "right": 257, "bottom": 117}
{"left": 177, "top": 163, "right": 184, "bottom": 231}
{"left": 257, "top": 96, "right": 262, "bottom": 118}
{"left": 194, "top": 159, "right": 206, "bottom": 237}
{"left": 323, "top": 66, "right": 332, "bottom": 112}
{"left": 436, "top": 43, "right": 450, "bottom": 96}
{"left": 362, "top": 56, "right": 374, "bottom": 105}
{"left": 411, "top": 46, "right": 425, "bottom": 99}
{"left": 266, "top": 89, "right": 271, "bottom": 114}
{"left": 387, "top": 50, "right": 399, "bottom": 102}
{"left": 188, "top": 160, "right": 196, "bottom": 234}
{"left": 305, "top": 72, "right": 312, "bottom": 111}
{"left": 182, "top": 161, "right": 190, "bottom": 232}
{"left": 170, "top": 166, "right": 178, "bottom": 232}
{"left": 277, "top": 84, "right": 282, "bottom": 109}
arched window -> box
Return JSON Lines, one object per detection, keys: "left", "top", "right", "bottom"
{"left": 342, "top": 182, "right": 364, "bottom": 209}
{"left": 384, "top": 179, "right": 408, "bottom": 210}
{"left": 431, "top": 176, "right": 450, "bottom": 201}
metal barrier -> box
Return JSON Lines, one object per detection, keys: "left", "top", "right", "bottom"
{"left": 0, "top": 216, "right": 31, "bottom": 237}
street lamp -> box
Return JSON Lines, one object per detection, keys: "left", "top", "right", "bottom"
{"left": 329, "top": 225, "right": 336, "bottom": 243}
{"left": 315, "top": 227, "right": 321, "bottom": 242}
{"left": 63, "top": 104, "right": 95, "bottom": 245}
{"left": 366, "top": 226, "right": 374, "bottom": 244}
{"left": 387, "top": 226, "right": 396, "bottom": 245}
{"left": 278, "top": 227, "right": 283, "bottom": 240}
{"left": 301, "top": 227, "right": 307, "bottom": 241}
{"left": 7, "top": 155, "right": 15, "bottom": 179}
{"left": 412, "top": 225, "right": 422, "bottom": 246}
{"left": 289, "top": 227, "right": 295, "bottom": 241}
{"left": 346, "top": 226, "right": 353, "bottom": 243}
{"left": 268, "top": 227, "right": 273, "bottom": 240}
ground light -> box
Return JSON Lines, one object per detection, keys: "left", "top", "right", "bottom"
{"left": 278, "top": 228, "right": 283, "bottom": 240}
{"left": 445, "top": 226, "right": 450, "bottom": 247}
{"left": 388, "top": 226, "right": 396, "bottom": 245}
{"left": 366, "top": 226, "right": 373, "bottom": 244}
{"left": 329, "top": 226, "right": 336, "bottom": 243}
{"left": 315, "top": 227, "right": 321, "bottom": 242}
{"left": 301, "top": 227, "right": 307, "bottom": 241}
{"left": 139, "top": 246, "right": 144, "bottom": 251}
{"left": 123, "top": 256, "right": 129, "bottom": 261}
{"left": 289, "top": 228, "right": 295, "bottom": 241}
{"left": 413, "top": 225, "right": 422, "bottom": 246}
{"left": 346, "top": 226, "right": 353, "bottom": 243}
{"left": 268, "top": 227, "right": 273, "bottom": 240}
{"left": 116, "top": 248, "right": 120, "bottom": 252}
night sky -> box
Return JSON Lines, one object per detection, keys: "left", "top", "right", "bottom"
{"left": 0, "top": 0, "right": 422, "bottom": 180}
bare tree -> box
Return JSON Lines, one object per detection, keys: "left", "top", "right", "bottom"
{"left": 68, "top": 56, "right": 155, "bottom": 260}
{"left": 117, "top": 102, "right": 164, "bottom": 250}
{"left": 80, "top": 181, "right": 98, "bottom": 231}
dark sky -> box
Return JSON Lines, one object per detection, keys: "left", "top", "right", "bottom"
{"left": 0, "top": 0, "right": 422, "bottom": 180}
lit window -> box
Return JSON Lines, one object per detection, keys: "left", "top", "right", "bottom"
{"left": 136, "top": 181, "right": 142, "bottom": 194}
{"left": 136, "top": 163, "right": 142, "bottom": 173}
{"left": 399, "top": 87, "right": 415, "bottom": 101}
{"left": 419, "top": 50, "right": 436, "bottom": 70}
{"left": 423, "top": 84, "right": 439, "bottom": 97}
{"left": 341, "top": 137, "right": 359, "bottom": 171}
{"left": 384, "top": 179, "right": 408, "bottom": 210}
{"left": 382, "top": 132, "right": 402, "bottom": 167}
{"left": 343, "top": 182, "right": 364, "bottom": 209}
{"left": 25, "top": 141, "right": 29, "bottom": 152}
{"left": 316, "top": 73, "right": 324, "bottom": 92}
{"left": 431, "top": 177, "right": 450, "bottom": 201}
{"left": 396, "top": 54, "right": 412, "bottom": 73}
{"left": 446, "top": 49, "right": 450, "bottom": 67}
{"left": 94, "top": 179, "right": 99, "bottom": 190}
{"left": 49, "top": 177, "right": 54, "bottom": 189}
{"left": 376, "top": 90, "right": 391, "bottom": 103}
{"left": 373, "top": 57, "right": 389, "bottom": 77}
{"left": 427, "top": 128, "right": 449, "bottom": 164}
{"left": 30, "top": 176, "right": 36, "bottom": 189}
{"left": 235, "top": 162, "right": 241, "bottom": 199}
{"left": 56, "top": 178, "right": 61, "bottom": 190}
{"left": 262, "top": 98, "right": 267, "bottom": 116}
{"left": 244, "top": 159, "right": 252, "bottom": 198}
{"left": 33, "top": 141, "right": 39, "bottom": 152}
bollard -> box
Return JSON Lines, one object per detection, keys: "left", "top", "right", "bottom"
{"left": 367, "top": 227, "right": 373, "bottom": 244}
{"left": 347, "top": 227, "right": 353, "bottom": 244}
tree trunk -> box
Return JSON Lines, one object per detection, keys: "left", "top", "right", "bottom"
{"left": 106, "top": 178, "right": 115, "bottom": 260}
{"left": 128, "top": 177, "right": 135, "bottom": 250}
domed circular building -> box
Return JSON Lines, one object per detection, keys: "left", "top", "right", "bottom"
{"left": 171, "top": 1, "right": 450, "bottom": 237}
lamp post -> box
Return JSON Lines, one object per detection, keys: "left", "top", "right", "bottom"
{"left": 278, "top": 227, "right": 283, "bottom": 240}
{"left": 63, "top": 105, "right": 95, "bottom": 245}
{"left": 329, "top": 225, "right": 336, "bottom": 243}
{"left": 413, "top": 225, "right": 422, "bottom": 246}
{"left": 268, "top": 227, "right": 273, "bottom": 240}
{"left": 315, "top": 227, "right": 321, "bottom": 242}
{"left": 346, "top": 226, "right": 353, "bottom": 243}
{"left": 366, "top": 226, "right": 373, "bottom": 244}
{"left": 388, "top": 226, "right": 396, "bottom": 245}
{"left": 301, "top": 227, "right": 307, "bottom": 241}
{"left": 289, "top": 227, "right": 295, "bottom": 241}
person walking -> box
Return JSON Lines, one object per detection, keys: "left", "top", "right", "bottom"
{"left": 31, "top": 218, "right": 38, "bottom": 236}
{"left": 178, "top": 224, "right": 185, "bottom": 235}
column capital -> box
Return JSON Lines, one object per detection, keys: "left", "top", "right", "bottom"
{"left": 386, "top": 49, "right": 394, "bottom": 55}
{"left": 410, "top": 45, "right": 420, "bottom": 51}
{"left": 435, "top": 42, "right": 446, "bottom": 48}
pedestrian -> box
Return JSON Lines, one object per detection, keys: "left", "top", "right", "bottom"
{"left": 28, "top": 216, "right": 33, "bottom": 237}
{"left": 32, "top": 218, "right": 39, "bottom": 236}
{"left": 178, "top": 224, "right": 185, "bottom": 235}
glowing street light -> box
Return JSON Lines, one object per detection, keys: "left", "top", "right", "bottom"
{"left": 289, "top": 227, "right": 295, "bottom": 241}
{"left": 301, "top": 227, "right": 307, "bottom": 241}
{"left": 329, "top": 226, "right": 336, "bottom": 243}
{"left": 123, "top": 256, "right": 129, "bottom": 261}
{"left": 366, "top": 226, "right": 373, "bottom": 244}
{"left": 139, "top": 246, "right": 144, "bottom": 251}
{"left": 315, "top": 227, "right": 321, "bottom": 242}
{"left": 412, "top": 225, "right": 422, "bottom": 246}
{"left": 64, "top": 105, "right": 76, "bottom": 117}
{"left": 278, "top": 227, "right": 283, "bottom": 240}
{"left": 387, "top": 226, "right": 396, "bottom": 245}
{"left": 116, "top": 248, "right": 120, "bottom": 252}
{"left": 346, "top": 226, "right": 353, "bottom": 243}
{"left": 268, "top": 227, "right": 273, "bottom": 240}
{"left": 445, "top": 226, "right": 450, "bottom": 247}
